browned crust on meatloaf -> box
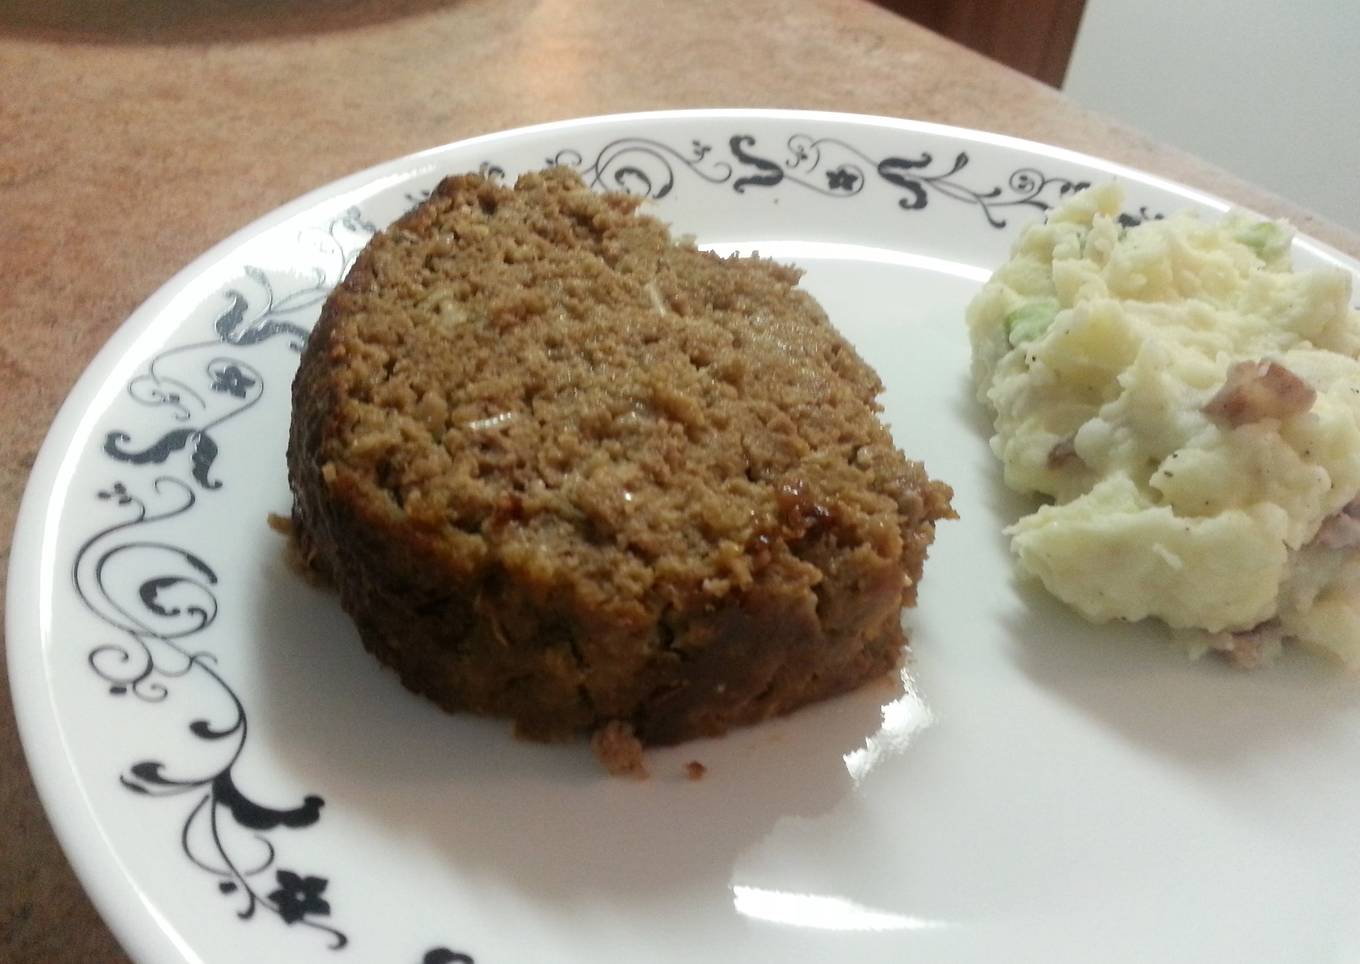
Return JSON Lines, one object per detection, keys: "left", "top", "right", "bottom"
{"left": 288, "top": 167, "right": 954, "bottom": 746}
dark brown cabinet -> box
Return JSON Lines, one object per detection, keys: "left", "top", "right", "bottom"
{"left": 874, "top": 0, "right": 1087, "bottom": 87}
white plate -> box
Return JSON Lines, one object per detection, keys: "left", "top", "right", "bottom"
{"left": 11, "top": 109, "right": 1360, "bottom": 964}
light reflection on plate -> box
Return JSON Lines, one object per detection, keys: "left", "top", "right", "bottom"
{"left": 732, "top": 884, "right": 952, "bottom": 932}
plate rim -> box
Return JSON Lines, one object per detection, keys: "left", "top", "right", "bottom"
{"left": 9, "top": 106, "right": 1360, "bottom": 964}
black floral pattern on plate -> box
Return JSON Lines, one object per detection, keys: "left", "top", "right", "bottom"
{"left": 78, "top": 476, "right": 343, "bottom": 947}
{"left": 77, "top": 208, "right": 382, "bottom": 951}
{"left": 270, "top": 870, "right": 334, "bottom": 925}
{"left": 542, "top": 131, "right": 1105, "bottom": 228}
{"left": 102, "top": 208, "right": 376, "bottom": 490}
{"left": 422, "top": 950, "right": 475, "bottom": 964}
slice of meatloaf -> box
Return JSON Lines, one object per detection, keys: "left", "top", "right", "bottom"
{"left": 288, "top": 167, "right": 954, "bottom": 745}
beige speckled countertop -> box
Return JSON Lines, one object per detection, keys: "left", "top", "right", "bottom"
{"left": 2, "top": 1, "right": 1357, "bottom": 960}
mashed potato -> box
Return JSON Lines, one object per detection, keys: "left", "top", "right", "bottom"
{"left": 968, "top": 183, "right": 1360, "bottom": 667}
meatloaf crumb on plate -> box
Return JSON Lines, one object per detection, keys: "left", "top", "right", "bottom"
{"left": 288, "top": 167, "right": 954, "bottom": 747}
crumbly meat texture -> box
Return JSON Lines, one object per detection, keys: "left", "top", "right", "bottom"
{"left": 590, "top": 721, "right": 648, "bottom": 779}
{"left": 289, "top": 168, "right": 954, "bottom": 745}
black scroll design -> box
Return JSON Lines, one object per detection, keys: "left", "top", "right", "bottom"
{"left": 534, "top": 131, "right": 1100, "bottom": 228}
{"left": 75, "top": 477, "right": 347, "bottom": 949}
{"left": 104, "top": 353, "right": 262, "bottom": 489}
{"left": 547, "top": 137, "right": 735, "bottom": 199}
{"left": 102, "top": 208, "right": 376, "bottom": 488}
{"left": 754, "top": 133, "right": 1092, "bottom": 227}
{"left": 73, "top": 180, "right": 496, "bottom": 953}
{"left": 422, "top": 949, "right": 475, "bottom": 964}
{"left": 218, "top": 207, "right": 378, "bottom": 352}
